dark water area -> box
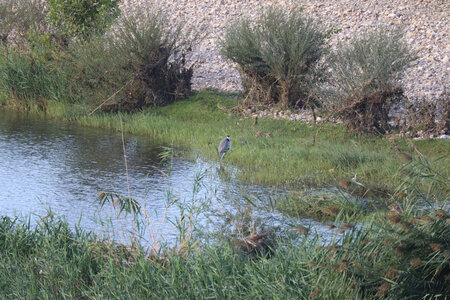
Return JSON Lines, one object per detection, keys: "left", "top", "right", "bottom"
{"left": 0, "top": 110, "right": 335, "bottom": 246}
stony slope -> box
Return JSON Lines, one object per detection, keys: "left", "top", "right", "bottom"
{"left": 120, "top": 0, "right": 449, "bottom": 101}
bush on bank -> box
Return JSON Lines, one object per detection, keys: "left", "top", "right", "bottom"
{"left": 220, "top": 7, "right": 327, "bottom": 109}
{"left": 64, "top": 12, "right": 194, "bottom": 112}
{"left": 327, "top": 28, "right": 416, "bottom": 134}
{"left": 0, "top": 0, "right": 193, "bottom": 111}
{"left": 47, "top": 0, "right": 121, "bottom": 40}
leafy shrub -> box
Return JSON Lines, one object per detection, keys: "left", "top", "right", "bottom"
{"left": 329, "top": 28, "right": 416, "bottom": 133}
{"left": 63, "top": 35, "right": 124, "bottom": 105}
{"left": 65, "top": 11, "right": 194, "bottom": 110}
{"left": 47, "top": 0, "right": 120, "bottom": 40}
{"left": 220, "top": 8, "right": 327, "bottom": 108}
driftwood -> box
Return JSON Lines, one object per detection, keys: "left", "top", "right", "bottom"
{"left": 233, "top": 231, "right": 276, "bottom": 257}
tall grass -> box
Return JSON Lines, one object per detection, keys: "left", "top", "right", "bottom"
{"left": 0, "top": 213, "right": 361, "bottom": 299}
{"left": 0, "top": 171, "right": 447, "bottom": 299}
{"left": 0, "top": 49, "right": 69, "bottom": 109}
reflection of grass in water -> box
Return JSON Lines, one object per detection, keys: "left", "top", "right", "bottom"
{"left": 217, "top": 163, "right": 232, "bottom": 182}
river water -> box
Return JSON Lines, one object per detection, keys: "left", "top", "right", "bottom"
{"left": 0, "top": 110, "right": 335, "bottom": 247}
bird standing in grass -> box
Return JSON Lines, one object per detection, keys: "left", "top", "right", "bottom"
{"left": 218, "top": 135, "right": 231, "bottom": 159}
{"left": 393, "top": 141, "right": 412, "bottom": 163}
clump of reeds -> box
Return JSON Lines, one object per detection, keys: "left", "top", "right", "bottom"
{"left": 322, "top": 159, "right": 450, "bottom": 299}
{"left": 279, "top": 189, "right": 369, "bottom": 222}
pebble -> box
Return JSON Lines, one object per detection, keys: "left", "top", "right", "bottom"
{"left": 119, "top": 0, "right": 449, "bottom": 103}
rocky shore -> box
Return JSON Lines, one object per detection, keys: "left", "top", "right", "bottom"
{"left": 120, "top": 0, "right": 449, "bottom": 102}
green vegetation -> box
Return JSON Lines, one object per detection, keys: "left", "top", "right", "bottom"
{"left": 0, "top": 0, "right": 48, "bottom": 43}
{"left": 0, "top": 167, "right": 448, "bottom": 299}
{"left": 0, "top": 1, "right": 193, "bottom": 111}
{"left": 220, "top": 7, "right": 326, "bottom": 109}
{"left": 0, "top": 49, "right": 69, "bottom": 109}
{"left": 47, "top": 0, "right": 120, "bottom": 39}
{"left": 0, "top": 2, "right": 448, "bottom": 298}
{"left": 62, "top": 11, "right": 194, "bottom": 111}
{"left": 328, "top": 28, "right": 416, "bottom": 133}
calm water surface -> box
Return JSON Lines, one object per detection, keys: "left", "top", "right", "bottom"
{"left": 0, "top": 110, "right": 333, "bottom": 245}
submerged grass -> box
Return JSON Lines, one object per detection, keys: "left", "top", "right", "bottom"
{"left": 279, "top": 189, "right": 371, "bottom": 223}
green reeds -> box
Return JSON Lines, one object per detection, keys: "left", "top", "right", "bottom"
{"left": 0, "top": 49, "right": 70, "bottom": 109}
{"left": 0, "top": 159, "right": 448, "bottom": 298}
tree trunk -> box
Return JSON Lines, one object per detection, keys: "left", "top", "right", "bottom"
{"left": 280, "top": 79, "right": 292, "bottom": 109}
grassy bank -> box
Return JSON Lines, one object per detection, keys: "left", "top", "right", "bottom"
{"left": 1, "top": 197, "right": 448, "bottom": 299}
{"left": 0, "top": 135, "right": 447, "bottom": 299}
{"left": 2, "top": 90, "right": 448, "bottom": 194}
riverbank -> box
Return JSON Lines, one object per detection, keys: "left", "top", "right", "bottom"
{"left": 1, "top": 191, "right": 448, "bottom": 299}
{"left": 1, "top": 91, "right": 449, "bottom": 299}
{"left": 1, "top": 90, "right": 448, "bottom": 200}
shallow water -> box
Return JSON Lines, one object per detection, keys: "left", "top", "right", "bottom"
{"left": 0, "top": 110, "right": 337, "bottom": 247}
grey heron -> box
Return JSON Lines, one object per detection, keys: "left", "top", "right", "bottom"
{"left": 218, "top": 135, "right": 231, "bottom": 159}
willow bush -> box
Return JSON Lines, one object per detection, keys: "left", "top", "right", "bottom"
{"left": 220, "top": 8, "right": 327, "bottom": 109}
{"left": 328, "top": 28, "right": 416, "bottom": 133}
{"left": 0, "top": 2, "right": 194, "bottom": 111}
{"left": 65, "top": 11, "right": 194, "bottom": 111}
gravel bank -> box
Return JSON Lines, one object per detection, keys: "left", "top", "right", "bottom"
{"left": 120, "top": 0, "right": 449, "bottom": 101}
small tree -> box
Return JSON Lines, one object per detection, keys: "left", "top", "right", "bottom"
{"left": 329, "top": 27, "right": 416, "bottom": 133}
{"left": 47, "top": 0, "right": 120, "bottom": 40}
{"left": 220, "top": 8, "right": 327, "bottom": 109}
